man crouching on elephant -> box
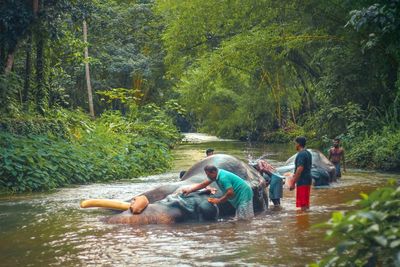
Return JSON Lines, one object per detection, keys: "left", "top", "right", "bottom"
{"left": 182, "top": 165, "right": 254, "bottom": 220}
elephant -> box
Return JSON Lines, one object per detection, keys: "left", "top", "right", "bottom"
{"left": 275, "top": 149, "right": 336, "bottom": 186}
{"left": 81, "top": 154, "right": 269, "bottom": 225}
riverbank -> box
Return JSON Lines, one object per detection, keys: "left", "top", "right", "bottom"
{"left": 0, "top": 108, "right": 181, "bottom": 193}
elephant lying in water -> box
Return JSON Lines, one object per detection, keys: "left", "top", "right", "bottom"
{"left": 275, "top": 149, "right": 336, "bottom": 186}
{"left": 81, "top": 154, "right": 268, "bottom": 225}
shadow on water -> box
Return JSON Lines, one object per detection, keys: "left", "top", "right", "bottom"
{"left": 0, "top": 133, "right": 398, "bottom": 266}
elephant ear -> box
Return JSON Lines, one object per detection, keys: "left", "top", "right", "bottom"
{"left": 130, "top": 195, "right": 149, "bottom": 214}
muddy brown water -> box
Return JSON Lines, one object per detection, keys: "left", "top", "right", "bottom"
{"left": 0, "top": 134, "right": 397, "bottom": 266}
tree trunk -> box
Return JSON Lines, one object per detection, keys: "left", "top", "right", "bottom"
{"left": 291, "top": 106, "right": 296, "bottom": 124}
{"left": 0, "top": 44, "right": 5, "bottom": 74}
{"left": 2, "top": 0, "right": 38, "bottom": 75}
{"left": 35, "top": 32, "right": 46, "bottom": 114}
{"left": 33, "top": 0, "right": 39, "bottom": 15}
{"left": 23, "top": 34, "right": 32, "bottom": 110}
{"left": 83, "top": 20, "right": 95, "bottom": 117}
{"left": 4, "top": 48, "right": 15, "bottom": 74}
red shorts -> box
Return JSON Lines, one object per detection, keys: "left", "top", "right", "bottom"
{"left": 296, "top": 185, "right": 311, "bottom": 208}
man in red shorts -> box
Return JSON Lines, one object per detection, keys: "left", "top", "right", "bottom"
{"left": 289, "top": 136, "right": 312, "bottom": 211}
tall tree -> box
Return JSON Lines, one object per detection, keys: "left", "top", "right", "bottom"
{"left": 83, "top": 20, "right": 94, "bottom": 117}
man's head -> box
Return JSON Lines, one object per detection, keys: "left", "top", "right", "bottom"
{"left": 204, "top": 165, "right": 218, "bottom": 180}
{"left": 295, "top": 136, "right": 307, "bottom": 151}
{"left": 333, "top": 138, "right": 340, "bottom": 148}
{"left": 206, "top": 148, "right": 214, "bottom": 157}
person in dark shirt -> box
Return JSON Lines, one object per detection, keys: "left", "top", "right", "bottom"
{"left": 289, "top": 136, "right": 312, "bottom": 211}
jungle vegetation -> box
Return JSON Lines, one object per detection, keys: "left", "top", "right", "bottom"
{"left": 312, "top": 181, "right": 400, "bottom": 267}
{"left": 0, "top": 0, "right": 182, "bottom": 192}
{"left": 0, "top": 0, "right": 399, "bottom": 192}
{"left": 155, "top": 0, "right": 400, "bottom": 170}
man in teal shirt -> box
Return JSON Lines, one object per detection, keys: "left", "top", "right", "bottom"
{"left": 182, "top": 165, "right": 254, "bottom": 220}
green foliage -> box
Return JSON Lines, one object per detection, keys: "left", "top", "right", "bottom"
{"left": 1, "top": 0, "right": 170, "bottom": 117}
{"left": 262, "top": 129, "right": 291, "bottom": 144}
{"left": 0, "top": 116, "right": 69, "bottom": 139}
{"left": 347, "top": 0, "right": 400, "bottom": 56}
{"left": 347, "top": 128, "right": 400, "bottom": 171}
{"left": 155, "top": 0, "right": 400, "bottom": 152}
{"left": 97, "top": 88, "right": 142, "bottom": 105}
{"left": 262, "top": 123, "right": 306, "bottom": 143}
{"left": 0, "top": 108, "right": 180, "bottom": 193}
{"left": 86, "top": 0, "right": 170, "bottom": 107}
{"left": 303, "top": 102, "right": 367, "bottom": 142}
{"left": 312, "top": 183, "right": 400, "bottom": 267}
{"left": 0, "top": 73, "right": 23, "bottom": 115}
{"left": 0, "top": 132, "right": 92, "bottom": 192}
{"left": 2, "top": 0, "right": 400, "bottom": 176}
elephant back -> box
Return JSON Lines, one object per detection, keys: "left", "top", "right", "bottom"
{"left": 182, "top": 154, "right": 263, "bottom": 186}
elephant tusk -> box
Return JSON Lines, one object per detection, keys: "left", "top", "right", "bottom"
{"left": 80, "top": 199, "right": 130, "bottom": 211}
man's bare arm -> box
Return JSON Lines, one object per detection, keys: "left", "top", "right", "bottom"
{"left": 208, "top": 188, "right": 234, "bottom": 204}
{"left": 290, "top": 166, "right": 304, "bottom": 190}
{"left": 182, "top": 180, "right": 212, "bottom": 195}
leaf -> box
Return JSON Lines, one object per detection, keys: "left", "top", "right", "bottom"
{"left": 373, "top": 236, "right": 388, "bottom": 247}
{"left": 390, "top": 240, "right": 400, "bottom": 248}
{"left": 332, "top": 211, "right": 344, "bottom": 223}
{"left": 360, "top": 192, "right": 369, "bottom": 200}
{"left": 366, "top": 224, "right": 379, "bottom": 233}
{"left": 337, "top": 241, "right": 357, "bottom": 254}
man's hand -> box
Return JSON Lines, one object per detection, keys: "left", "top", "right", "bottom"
{"left": 182, "top": 187, "right": 192, "bottom": 196}
{"left": 208, "top": 198, "right": 220, "bottom": 204}
{"left": 289, "top": 184, "right": 295, "bottom": 191}
{"left": 283, "top": 172, "right": 293, "bottom": 177}
{"left": 206, "top": 186, "right": 217, "bottom": 194}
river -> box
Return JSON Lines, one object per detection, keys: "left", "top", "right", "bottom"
{"left": 0, "top": 134, "right": 397, "bottom": 266}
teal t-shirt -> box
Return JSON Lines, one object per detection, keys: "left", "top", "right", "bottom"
{"left": 211, "top": 169, "right": 253, "bottom": 208}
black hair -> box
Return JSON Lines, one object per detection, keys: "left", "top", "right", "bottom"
{"left": 179, "top": 171, "right": 186, "bottom": 179}
{"left": 205, "top": 148, "right": 214, "bottom": 155}
{"left": 204, "top": 165, "right": 218, "bottom": 173}
{"left": 334, "top": 138, "right": 340, "bottom": 142}
{"left": 295, "top": 136, "right": 306, "bottom": 147}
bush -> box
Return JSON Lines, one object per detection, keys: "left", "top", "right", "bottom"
{"left": 0, "top": 133, "right": 92, "bottom": 192}
{"left": 311, "top": 182, "right": 400, "bottom": 267}
{"left": 262, "top": 123, "right": 306, "bottom": 143}
{"left": 263, "top": 129, "right": 291, "bottom": 143}
{"left": 0, "top": 117, "right": 70, "bottom": 139}
{"left": 0, "top": 107, "right": 181, "bottom": 193}
{"left": 347, "top": 129, "right": 400, "bottom": 171}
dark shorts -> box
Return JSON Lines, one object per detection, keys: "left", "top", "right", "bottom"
{"left": 296, "top": 185, "right": 311, "bottom": 208}
{"left": 334, "top": 163, "right": 341, "bottom": 178}
{"left": 271, "top": 199, "right": 280, "bottom": 206}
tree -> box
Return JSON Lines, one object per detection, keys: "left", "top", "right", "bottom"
{"left": 83, "top": 20, "right": 94, "bottom": 117}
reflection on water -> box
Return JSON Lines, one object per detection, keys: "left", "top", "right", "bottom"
{"left": 0, "top": 134, "right": 398, "bottom": 266}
